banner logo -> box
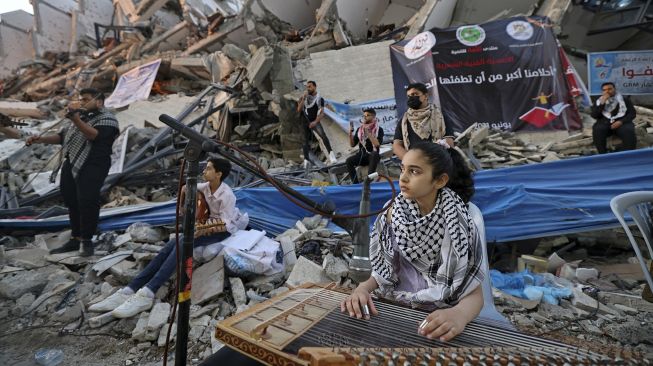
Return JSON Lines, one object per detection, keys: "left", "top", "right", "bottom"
{"left": 506, "top": 20, "right": 533, "bottom": 41}
{"left": 404, "top": 31, "right": 436, "bottom": 60}
{"left": 456, "top": 25, "right": 485, "bottom": 46}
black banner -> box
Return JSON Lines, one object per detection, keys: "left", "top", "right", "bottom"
{"left": 390, "top": 16, "right": 581, "bottom": 133}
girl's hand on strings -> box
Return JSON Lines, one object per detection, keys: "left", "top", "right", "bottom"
{"left": 340, "top": 286, "right": 378, "bottom": 320}
{"left": 418, "top": 307, "right": 467, "bottom": 342}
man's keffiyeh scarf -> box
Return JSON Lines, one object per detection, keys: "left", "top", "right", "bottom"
{"left": 370, "top": 188, "right": 485, "bottom": 306}
{"left": 357, "top": 117, "right": 380, "bottom": 152}
{"left": 401, "top": 104, "right": 446, "bottom": 149}
{"left": 61, "top": 109, "right": 118, "bottom": 179}
{"left": 303, "top": 92, "right": 322, "bottom": 114}
{"left": 599, "top": 93, "right": 627, "bottom": 123}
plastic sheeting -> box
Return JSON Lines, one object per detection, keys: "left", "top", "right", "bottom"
{"left": 1, "top": 148, "right": 652, "bottom": 243}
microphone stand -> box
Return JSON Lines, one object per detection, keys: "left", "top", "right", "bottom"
{"left": 158, "top": 84, "right": 375, "bottom": 364}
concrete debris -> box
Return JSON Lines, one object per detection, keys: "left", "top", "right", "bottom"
{"left": 286, "top": 255, "right": 332, "bottom": 287}
{"left": 146, "top": 302, "right": 171, "bottom": 341}
{"left": 127, "top": 222, "right": 168, "bottom": 243}
{"left": 191, "top": 254, "right": 225, "bottom": 305}
{"left": 228, "top": 277, "right": 247, "bottom": 308}
{"left": 1, "top": 1, "right": 653, "bottom": 364}
{"left": 322, "top": 253, "right": 349, "bottom": 281}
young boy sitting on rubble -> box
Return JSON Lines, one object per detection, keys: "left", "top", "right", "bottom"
{"left": 90, "top": 157, "right": 248, "bottom": 318}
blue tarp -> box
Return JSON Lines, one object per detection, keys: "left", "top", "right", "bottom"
{"left": 1, "top": 148, "right": 652, "bottom": 243}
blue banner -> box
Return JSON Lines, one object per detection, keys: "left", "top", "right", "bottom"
{"left": 588, "top": 50, "right": 653, "bottom": 95}
{"left": 323, "top": 97, "right": 397, "bottom": 143}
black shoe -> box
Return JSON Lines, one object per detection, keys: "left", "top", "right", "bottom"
{"left": 49, "top": 238, "right": 80, "bottom": 254}
{"left": 80, "top": 240, "right": 94, "bottom": 257}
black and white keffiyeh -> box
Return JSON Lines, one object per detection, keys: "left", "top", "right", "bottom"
{"left": 303, "top": 93, "right": 322, "bottom": 113}
{"left": 599, "top": 93, "right": 627, "bottom": 123}
{"left": 61, "top": 109, "right": 118, "bottom": 179}
{"left": 370, "top": 188, "right": 484, "bottom": 305}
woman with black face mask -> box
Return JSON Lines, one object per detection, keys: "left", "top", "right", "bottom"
{"left": 392, "top": 83, "right": 454, "bottom": 160}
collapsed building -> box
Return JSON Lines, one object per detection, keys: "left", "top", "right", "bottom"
{"left": 0, "top": 0, "right": 653, "bottom": 365}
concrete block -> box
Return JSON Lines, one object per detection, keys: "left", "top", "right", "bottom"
{"left": 228, "top": 277, "right": 247, "bottom": 307}
{"left": 191, "top": 254, "right": 225, "bottom": 305}
{"left": 246, "top": 45, "right": 274, "bottom": 89}
{"left": 52, "top": 300, "right": 83, "bottom": 323}
{"left": 157, "top": 322, "right": 176, "bottom": 347}
{"left": 146, "top": 302, "right": 171, "bottom": 336}
{"left": 5, "top": 248, "right": 49, "bottom": 269}
{"left": 286, "top": 256, "right": 332, "bottom": 287}
{"left": 0, "top": 267, "right": 54, "bottom": 299}
{"left": 222, "top": 43, "right": 251, "bottom": 65}
{"left": 131, "top": 311, "right": 150, "bottom": 341}
{"left": 575, "top": 267, "right": 599, "bottom": 282}
{"left": 322, "top": 253, "right": 349, "bottom": 281}
{"left": 0, "top": 10, "right": 34, "bottom": 78}
{"left": 571, "top": 287, "right": 618, "bottom": 316}
{"left": 32, "top": 0, "right": 76, "bottom": 56}
{"left": 0, "top": 101, "right": 45, "bottom": 118}
{"left": 127, "top": 222, "right": 168, "bottom": 243}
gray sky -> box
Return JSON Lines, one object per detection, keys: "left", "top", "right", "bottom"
{"left": 0, "top": 0, "right": 33, "bottom": 15}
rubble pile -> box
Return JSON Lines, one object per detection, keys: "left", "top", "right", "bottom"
{"left": 491, "top": 230, "right": 653, "bottom": 357}
{"left": 455, "top": 106, "right": 653, "bottom": 170}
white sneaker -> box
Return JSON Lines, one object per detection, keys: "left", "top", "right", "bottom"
{"left": 88, "top": 290, "right": 131, "bottom": 312}
{"left": 329, "top": 151, "right": 337, "bottom": 164}
{"left": 111, "top": 289, "right": 154, "bottom": 318}
{"left": 303, "top": 159, "right": 310, "bottom": 169}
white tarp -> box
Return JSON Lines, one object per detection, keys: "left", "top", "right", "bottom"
{"left": 105, "top": 59, "right": 161, "bottom": 108}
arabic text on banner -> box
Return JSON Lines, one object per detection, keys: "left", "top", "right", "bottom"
{"left": 588, "top": 50, "right": 653, "bottom": 95}
{"left": 390, "top": 16, "right": 583, "bottom": 133}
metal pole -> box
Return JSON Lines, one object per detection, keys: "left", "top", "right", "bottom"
{"left": 175, "top": 142, "right": 204, "bottom": 366}
{"left": 348, "top": 174, "right": 374, "bottom": 283}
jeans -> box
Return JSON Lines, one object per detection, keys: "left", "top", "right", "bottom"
{"left": 302, "top": 120, "right": 333, "bottom": 160}
{"left": 128, "top": 232, "right": 230, "bottom": 293}
{"left": 60, "top": 159, "right": 110, "bottom": 240}
{"left": 346, "top": 149, "right": 380, "bottom": 184}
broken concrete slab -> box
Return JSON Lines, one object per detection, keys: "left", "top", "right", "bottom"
{"left": 108, "top": 260, "right": 138, "bottom": 284}
{"left": 286, "top": 256, "right": 332, "bottom": 287}
{"left": 158, "top": 322, "right": 177, "bottom": 347}
{"left": 34, "top": 230, "right": 72, "bottom": 251}
{"left": 146, "top": 302, "right": 171, "bottom": 339}
{"left": 0, "top": 266, "right": 56, "bottom": 299}
{"left": 92, "top": 251, "right": 133, "bottom": 275}
{"left": 131, "top": 311, "right": 150, "bottom": 341}
{"left": 246, "top": 45, "right": 274, "bottom": 89}
{"left": 127, "top": 222, "right": 168, "bottom": 243}
{"left": 52, "top": 299, "right": 84, "bottom": 323}
{"left": 182, "top": 18, "right": 243, "bottom": 56}
{"left": 229, "top": 277, "right": 247, "bottom": 307}
{"left": 191, "top": 254, "right": 224, "bottom": 305}
{"left": 222, "top": 43, "right": 251, "bottom": 65}
{"left": 571, "top": 287, "right": 619, "bottom": 316}
{"left": 322, "top": 253, "right": 348, "bottom": 281}
{"left": 0, "top": 101, "right": 45, "bottom": 118}
{"left": 45, "top": 253, "right": 90, "bottom": 266}
{"left": 114, "top": 94, "right": 199, "bottom": 129}
{"left": 5, "top": 247, "right": 49, "bottom": 269}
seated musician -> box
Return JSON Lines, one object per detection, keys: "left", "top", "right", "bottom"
{"left": 89, "top": 157, "right": 248, "bottom": 318}
{"left": 341, "top": 141, "right": 486, "bottom": 342}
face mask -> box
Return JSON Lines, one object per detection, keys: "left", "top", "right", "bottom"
{"left": 407, "top": 95, "right": 422, "bottom": 109}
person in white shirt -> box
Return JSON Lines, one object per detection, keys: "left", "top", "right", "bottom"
{"left": 89, "top": 158, "right": 248, "bottom": 318}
